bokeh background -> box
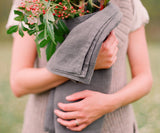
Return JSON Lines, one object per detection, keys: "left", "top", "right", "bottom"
{"left": 0, "top": 0, "right": 160, "bottom": 133}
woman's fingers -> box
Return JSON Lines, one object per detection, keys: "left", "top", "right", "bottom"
{"left": 103, "top": 38, "right": 118, "bottom": 68}
{"left": 57, "top": 90, "right": 94, "bottom": 112}
{"left": 54, "top": 109, "right": 79, "bottom": 120}
{"left": 103, "top": 31, "right": 117, "bottom": 48}
{"left": 66, "top": 90, "right": 91, "bottom": 101}
{"left": 57, "top": 118, "right": 80, "bottom": 127}
{"left": 67, "top": 123, "right": 87, "bottom": 131}
{"left": 109, "top": 41, "right": 118, "bottom": 62}
{"left": 57, "top": 118, "right": 88, "bottom": 131}
{"left": 95, "top": 30, "right": 119, "bottom": 70}
{"left": 103, "top": 32, "right": 118, "bottom": 53}
{"left": 57, "top": 102, "right": 81, "bottom": 112}
{"left": 55, "top": 91, "right": 117, "bottom": 131}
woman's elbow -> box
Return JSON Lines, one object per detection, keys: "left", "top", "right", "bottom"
{"left": 142, "top": 71, "right": 153, "bottom": 95}
{"left": 133, "top": 70, "right": 153, "bottom": 95}
{"left": 10, "top": 78, "right": 25, "bottom": 98}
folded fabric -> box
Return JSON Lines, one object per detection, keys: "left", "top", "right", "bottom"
{"left": 44, "top": 68, "right": 112, "bottom": 133}
{"left": 44, "top": 2, "right": 122, "bottom": 133}
{"left": 46, "top": 2, "right": 122, "bottom": 84}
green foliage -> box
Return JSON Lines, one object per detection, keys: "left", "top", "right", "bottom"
{"left": 5, "top": 0, "right": 111, "bottom": 60}
{"left": 46, "top": 41, "right": 57, "bottom": 61}
{"left": 14, "top": 10, "right": 23, "bottom": 16}
{"left": 18, "top": 28, "right": 24, "bottom": 37}
{"left": 57, "top": 19, "right": 70, "bottom": 34}
{"left": 24, "top": 15, "right": 28, "bottom": 23}
{"left": 6, "top": 8, "right": 70, "bottom": 61}
{"left": 40, "top": 39, "right": 50, "bottom": 48}
{"left": 7, "top": 25, "right": 18, "bottom": 34}
{"left": 21, "top": 23, "right": 28, "bottom": 31}
{"left": 14, "top": 10, "right": 24, "bottom": 21}
{"left": 27, "top": 29, "right": 36, "bottom": 35}
{"left": 46, "top": 23, "right": 56, "bottom": 43}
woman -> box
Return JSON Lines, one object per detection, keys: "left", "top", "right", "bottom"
{"left": 6, "top": 0, "right": 152, "bottom": 133}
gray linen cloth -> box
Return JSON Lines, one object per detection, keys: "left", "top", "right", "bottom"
{"left": 44, "top": 2, "right": 122, "bottom": 133}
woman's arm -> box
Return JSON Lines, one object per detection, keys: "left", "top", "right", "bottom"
{"left": 113, "top": 26, "right": 152, "bottom": 106}
{"left": 10, "top": 32, "right": 68, "bottom": 97}
{"left": 53, "top": 26, "right": 153, "bottom": 131}
{"left": 10, "top": 31, "right": 118, "bottom": 97}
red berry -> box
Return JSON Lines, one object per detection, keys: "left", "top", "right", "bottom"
{"left": 63, "top": 6, "right": 67, "bottom": 10}
{"left": 81, "top": 10, "right": 84, "bottom": 13}
{"left": 42, "top": 10, "right": 45, "bottom": 14}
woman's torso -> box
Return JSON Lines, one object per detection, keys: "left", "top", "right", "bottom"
{"left": 22, "top": 0, "right": 138, "bottom": 133}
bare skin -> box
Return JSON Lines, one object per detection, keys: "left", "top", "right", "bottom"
{"left": 53, "top": 26, "right": 153, "bottom": 131}
{"left": 10, "top": 31, "right": 118, "bottom": 97}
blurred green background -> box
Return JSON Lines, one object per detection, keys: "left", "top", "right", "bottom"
{"left": 0, "top": 0, "right": 160, "bottom": 133}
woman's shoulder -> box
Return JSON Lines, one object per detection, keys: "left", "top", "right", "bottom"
{"left": 130, "top": 0, "right": 149, "bottom": 32}
{"left": 6, "top": 0, "right": 23, "bottom": 29}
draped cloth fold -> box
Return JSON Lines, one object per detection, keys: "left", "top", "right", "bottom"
{"left": 44, "top": 2, "right": 122, "bottom": 133}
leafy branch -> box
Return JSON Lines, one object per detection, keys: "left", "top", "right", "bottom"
{"left": 7, "top": 0, "right": 110, "bottom": 61}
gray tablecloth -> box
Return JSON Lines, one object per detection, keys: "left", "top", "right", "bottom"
{"left": 44, "top": 2, "right": 122, "bottom": 133}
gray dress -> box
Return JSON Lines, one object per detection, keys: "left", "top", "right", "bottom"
{"left": 6, "top": 0, "right": 149, "bottom": 133}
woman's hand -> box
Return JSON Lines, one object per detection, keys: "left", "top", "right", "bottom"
{"left": 95, "top": 31, "right": 119, "bottom": 70}
{"left": 54, "top": 90, "right": 119, "bottom": 131}
{"left": 54, "top": 26, "right": 153, "bottom": 132}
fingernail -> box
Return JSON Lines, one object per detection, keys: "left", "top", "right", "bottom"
{"left": 54, "top": 109, "right": 58, "bottom": 113}
{"left": 58, "top": 102, "right": 63, "bottom": 106}
{"left": 66, "top": 96, "right": 71, "bottom": 100}
{"left": 57, "top": 118, "right": 61, "bottom": 123}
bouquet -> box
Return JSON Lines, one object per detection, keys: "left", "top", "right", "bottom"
{"left": 7, "top": 0, "right": 110, "bottom": 60}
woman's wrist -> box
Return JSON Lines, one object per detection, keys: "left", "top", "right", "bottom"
{"left": 103, "top": 93, "right": 123, "bottom": 113}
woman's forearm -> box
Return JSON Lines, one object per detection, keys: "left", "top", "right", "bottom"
{"left": 10, "top": 67, "right": 68, "bottom": 97}
{"left": 10, "top": 31, "right": 118, "bottom": 97}
{"left": 10, "top": 32, "right": 69, "bottom": 97}
{"left": 111, "top": 26, "right": 153, "bottom": 109}
{"left": 112, "top": 72, "right": 152, "bottom": 110}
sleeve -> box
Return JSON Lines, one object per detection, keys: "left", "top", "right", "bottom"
{"left": 6, "top": 0, "right": 23, "bottom": 29}
{"left": 130, "top": 0, "right": 149, "bottom": 32}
